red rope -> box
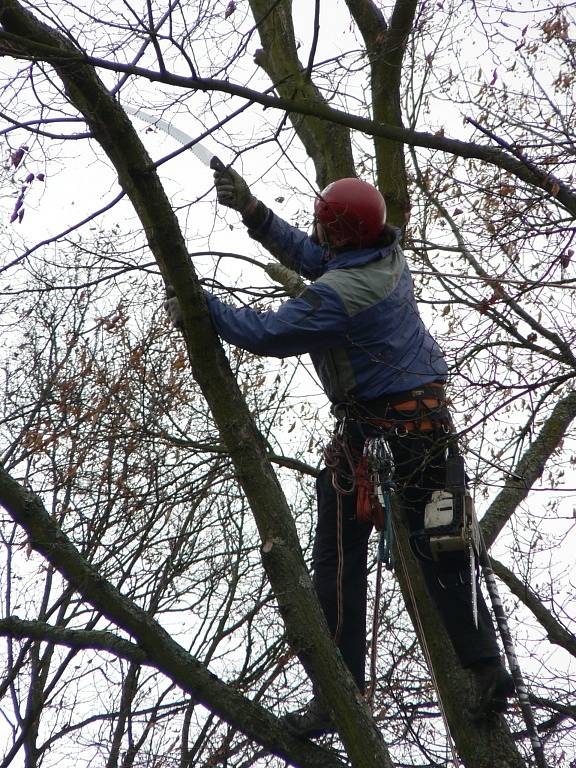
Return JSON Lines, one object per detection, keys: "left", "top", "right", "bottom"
{"left": 355, "top": 454, "right": 385, "bottom": 529}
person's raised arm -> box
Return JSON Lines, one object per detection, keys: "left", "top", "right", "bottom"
{"left": 213, "top": 167, "right": 326, "bottom": 280}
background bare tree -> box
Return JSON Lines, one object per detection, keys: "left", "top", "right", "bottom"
{"left": 0, "top": 1, "right": 575, "bottom": 767}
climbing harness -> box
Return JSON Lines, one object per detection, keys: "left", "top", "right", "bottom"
{"left": 324, "top": 412, "right": 462, "bottom": 762}
{"left": 324, "top": 418, "right": 396, "bottom": 645}
{"left": 363, "top": 436, "right": 396, "bottom": 569}
{"left": 327, "top": 386, "right": 452, "bottom": 698}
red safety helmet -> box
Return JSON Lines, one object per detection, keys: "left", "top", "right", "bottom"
{"left": 314, "top": 178, "right": 386, "bottom": 248}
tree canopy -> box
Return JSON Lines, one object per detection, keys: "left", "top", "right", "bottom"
{"left": 0, "top": 2, "right": 575, "bottom": 767}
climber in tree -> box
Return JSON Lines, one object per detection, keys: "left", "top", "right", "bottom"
{"left": 165, "top": 168, "right": 514, "bottom": 737}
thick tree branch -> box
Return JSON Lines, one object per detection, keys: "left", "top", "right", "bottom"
{"left": 248, "top": 0, "right": 355, "bottom": 187}
{"left": 343, "top": 0, "right": 387, "bottom": 46}
{"left": 481, "top": 389, "right": 576, "bottom": 547}
{"left": 2, "top": 31, "right": 573, "bottom": 215}
{"left": 0, "top": 465, "right": 349, "bottom": 768}
{"left": 390, "top": 502, "right": 527, "bottom": 767}
{"left": 489, "top": 559, "right": 576, "bottom": 658}
{"left": 0, "top": 618, "right": 148, "bottom": 663}
{"left": 381, "top": 0, "right": 419, "bottom": 85}
{"left": 347, "top": 0, "right": 418, "bottom": 225}
{"left": 0, "top": 3, "right": 394, "bottom": 765}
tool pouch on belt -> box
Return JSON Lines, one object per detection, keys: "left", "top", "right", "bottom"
{"left": 355, "top": 454, "right": 385, "bottom": 529}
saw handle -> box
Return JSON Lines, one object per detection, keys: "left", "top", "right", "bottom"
{"left": 210, "top": 156, "right": 226, "bottom": 173}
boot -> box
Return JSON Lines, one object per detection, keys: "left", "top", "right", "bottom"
{"left": 470, "top": 658, "right": 515, "bottom": 718}
{"left": 281, "top": 697, "right": 336, "bottom": 738}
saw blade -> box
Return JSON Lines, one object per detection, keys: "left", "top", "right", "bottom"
{"left": 123, "top": 104, "right": 225, "bottom": 170}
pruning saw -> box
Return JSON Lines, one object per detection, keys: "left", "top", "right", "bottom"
{"left": 124, "top": 104, "right": 226, "bottom": 172}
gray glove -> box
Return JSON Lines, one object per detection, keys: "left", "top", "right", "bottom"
{"left": 163, "top": 285, "right": 183, "bottom": 329}
{"left": 213, "top": 166, "right": 255, "bottom": 213}
{"left": 264, "top": 263, "right": 307, "bottom": 297}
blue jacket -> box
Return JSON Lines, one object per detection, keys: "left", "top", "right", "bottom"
{"left": 204, "top": 211, "right": 447, "bottom": 404}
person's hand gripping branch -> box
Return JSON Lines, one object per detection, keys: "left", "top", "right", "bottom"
{"left": 164, "top": 284, "right": 183, "bottom": 330}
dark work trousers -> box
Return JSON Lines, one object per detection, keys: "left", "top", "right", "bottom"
{"left": 312, "top": 419, "right": 500, "bottom": 692}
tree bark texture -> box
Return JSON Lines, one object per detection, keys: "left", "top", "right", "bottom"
{"left": 0, "top": 465, "right": 352, "bottom": 768}
{"left": 0, "top": 1, "right": 395, "bottom": 765}
{"left": 249, "top": 0, "right": 356, "bottom": 189}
